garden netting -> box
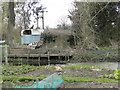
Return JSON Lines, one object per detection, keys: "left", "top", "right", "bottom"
{"left": 16, "top": 73, "right": 64, "bottom": 89}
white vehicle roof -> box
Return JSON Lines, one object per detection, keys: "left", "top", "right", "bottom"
{"left": 0, "top": 40, "right": 5, "bottom": 44}
{"left": 21, "top": 29, "right": 44, "bottom": 35}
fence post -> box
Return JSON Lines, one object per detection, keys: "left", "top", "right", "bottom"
{"left": 13, "top": 49, "right": 15, "bottom": 65}
{"left": 48, "top": 50, "right": 50, "bottom": 65}
{"left": 38, "top": 50, "right": 41, "bottom": 66}
{"left": 68, "top": 56, "right": 69, "bottom": 62}
{"left": 27, "top": 49, "right": 30, "bottom": 65}
{"left": 67, "top": 52, "right": 70, "bottom": 62}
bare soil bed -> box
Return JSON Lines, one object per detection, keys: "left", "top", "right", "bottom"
{"left": 2, "top": 68, "right": 118, "bottom": 88}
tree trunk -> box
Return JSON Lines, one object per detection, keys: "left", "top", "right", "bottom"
{"left": 37, "top": 15, "right": 39, "bottom": 29}
{"left": 0, "top": 5, "right": 2, "bottom": 40}
{"left": 23, "top": 10, "right": 26, "bottom": 29}
{"left": 7, "top": 1, "right": 15, "bottom": 47}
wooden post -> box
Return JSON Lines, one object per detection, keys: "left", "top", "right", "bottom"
{"left": 16, "top": 57, "right": 20, "bottom": 66}
{"left": 38, "top": 55, "right": 40, "bottom": 66}
{"left": 58, "top": 55, "right": 61, "bottom": 64}
{"left": 65, "top": 55, "right": 66, "bottom": 61}
{"left": 68, "top": 52, "right": 70, "bottom": 62}
{"left": 21, "top": 58, "right": 22, "bottom": 66}
{"left": 68, "top": 56, "right": 69, "bottom": 62}
{"left": 5, "top": 45, "right": 8, "bottom": 65}
{"left": 48, "top": 50, "right": 50, "bottom": 65}
{"left": 58, "top": 54, "right": 60, "bottom": 60}
{"left": 27, "top": 49, "right": 30, "bottom": 65}
{"left": 38, "top": 50, "right": 41, "bottom": 66}
{"left": 13, "top": 49, "right": 15, "bottom": 65}
{"left": 14, "top": 54, "right": 15, "bottom": 66}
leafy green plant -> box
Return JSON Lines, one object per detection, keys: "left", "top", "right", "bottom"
{"left": 3, "top": 68, "right": 6, "bottom": 71}
{"left": 18, "top": 77, "right": 34, "bottom": 82}
{"left": 35, "top": 67, "right": 39, "bottom": 70}
{"left": 5, "top": 73, "right": 8, "bottom": 75}
{"left": 14, "top": 73, "right": 18, "bottom": 75}
{"left": 29, "top": 69, "right": 34, "bottom": 72}
{"left": 103, "top": 70, "right": 120, "bottom": 80}
{"left": 25, "top": 80, "right": 29, "bottom": 83}
{"left": 91, "top": 65, "right": 101, "bottom": 69}
{"left": 22, "top": 70, "right": 29, "bottom": 74}
{"left": 104, "top": 74, "right": 114, "bottom": 79}
{"left": 114, "top": 70, "right": 120, "bottom": 80}
{"left": 3, "top": 77, "right": 8, "bottom": 81}
{"left": 18, "top": 63, "right": 22, "bottom": 65}
{"left": 10, "top": 81, "right": 14, "bottom": 87}
{"left": 10, "top": 71, "right": 14, "bottom": 75}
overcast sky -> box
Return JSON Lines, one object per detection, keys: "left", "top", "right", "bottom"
{"left": 39, "top": 0, "right": 74, "bottom": 28}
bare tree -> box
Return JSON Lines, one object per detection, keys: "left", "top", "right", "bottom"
{"left": 57, "top": 16, "right": 69, "bottom": 30}
{"left": 69, "top": 2, "right": 99, "bottom": 51}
